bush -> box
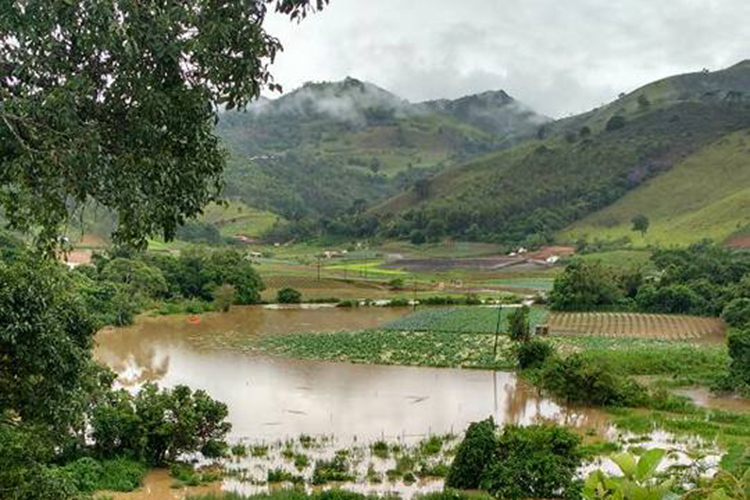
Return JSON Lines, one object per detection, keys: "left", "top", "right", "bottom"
{"left": 636, "top": 284, "right": 703, "bottom": 314}
{"left": 538, "top": 355, "right": 648, "bottom": 407}
{"left": 481, "top": 424, "right": 582, "bottom": 500}
{"left": 508, "top": 306, "right": 531, "bottom": 341}
{"left": 64, "top": 457, "right": 104, "bottom": 493}
{"left": 723, "top": 298, "right": 750, "bottom": 328}
{"left": 605, "top": 115, "right": 626, "bottom": 131}
{"left": 388, "top": 278, "right": 405, "bottom": 290}
{"left": 277, "top": 287, "right": 302, "bottom": 304}
{"left": 515, "top": 339, "right": 554, "bottom": 369}
{"left": 97, "top": 458, "right": 147, "bottom": 492}
{"left": 728, "top": 329, "right": 750, "bottom": 386}
{"left": 213, "top": 284, "right": 236, "bottom": 312}
{"left": 445, "top": 417, "right": 498, "bottom": 490}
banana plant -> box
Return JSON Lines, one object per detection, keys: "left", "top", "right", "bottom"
{"left": 583, "top": 448, "right": 677, "bottom": 500}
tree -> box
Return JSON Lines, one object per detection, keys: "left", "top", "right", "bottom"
{"left": 0, "top": 258, "right": 96, "bottom": 437}
{"left": 549, "top": 261, "right": 624, "bottom": 311}
{"left": 631, "top": 214, "right": 650, "bottom": 236}
{"left": 445, "top": 417, "right": 498, "bottom": 489}
{"left": 508, "top": 306, "right": 531, "bottom": 341}
{"left": 605, "top": 115, "right": 627, "bottom": 132}
{"left": 723, "top": 298, "right": 750, "bottom": 328}
{"left": 0, "top": 0, "right": 329, "bottom": 253}
{"left": 579, "top": 126, "right": 592, "bottom": 138}
{"left": 482, "top": 424, "right": 582, "bottom": 500}
{"left": 637, "top": 94, "right": 651, "bottom": 110}
{"left": 414, "top": 178, "right": 431, "bottom": 200}
{"left": 727, "top": 329, "right": 750, "bottom": 386}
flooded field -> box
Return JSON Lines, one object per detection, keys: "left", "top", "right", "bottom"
{"left": 95, "top": 305, "right": 607, "bottom": 442}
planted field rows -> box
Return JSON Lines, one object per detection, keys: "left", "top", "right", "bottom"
{"left": 382, "top": 307, "right": 549, "bottom": 334}
{"left": 546, "top": 312, "right": 726, "bottom": 341}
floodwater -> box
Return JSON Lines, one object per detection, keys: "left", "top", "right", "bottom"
{"left": 95, "top": 305, "right": 607, "bottom": 442}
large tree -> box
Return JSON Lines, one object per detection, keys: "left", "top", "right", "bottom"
{"left": 0, "top": 0, "right": 327, "bottom": 252}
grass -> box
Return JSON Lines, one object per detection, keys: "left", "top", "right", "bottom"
{"left": 562, "top": 130, "right": 750, "bottom": 246}
{"left": 485, "top": 277, "right": 554, "bottom": 291}
{"left": 382, "top": 307, "right": 549, "bottom": 334}
{"left": 547, "top": 335, "right": 729, "bottom": 385}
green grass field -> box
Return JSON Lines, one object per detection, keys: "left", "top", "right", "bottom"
{"left": 561, "top": 130, "right": 750, "bottom": 246}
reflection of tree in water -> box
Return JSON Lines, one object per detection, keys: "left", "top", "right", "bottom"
{"left": 118, "top": 350, "right": 171, "bottom": 387}
{"left": 501, "top": 373, "right": 609, "bottom": 433}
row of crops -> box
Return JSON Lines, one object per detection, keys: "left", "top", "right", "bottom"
{"left": 382, "top": 307, "right": 550, "bottom": 334}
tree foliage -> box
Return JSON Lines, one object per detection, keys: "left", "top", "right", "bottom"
{"left": 445, "top": 417, "right": 498, "bottom": 490}
{"left": 0, "top": 0, "right": 328, "bottom": 252}
{"left": 549, "top": 261, "right": 624, "bottom": 311}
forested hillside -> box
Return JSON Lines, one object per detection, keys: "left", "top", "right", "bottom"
{"left": 364, "top": 61, "right": 750, "bottom": 245}
{"left": 215, "top": 78, "right": 547, "bottom": 223}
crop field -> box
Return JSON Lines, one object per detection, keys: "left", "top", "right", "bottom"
{"left": 486, "top": 277, "right": 554, "bottom": 291}
{"left": 382, "top": 307, "right": 549, "bottom": 334}
{"left": 546, "top": 312, "right": 726, "bottom": 341}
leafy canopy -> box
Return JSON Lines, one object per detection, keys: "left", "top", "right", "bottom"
{"left": 0, "top": 0, "right": 328, "bottom": 252}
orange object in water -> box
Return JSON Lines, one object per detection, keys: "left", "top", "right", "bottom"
{"left": 188, "top": 315, "right": 201, "bottom": 325}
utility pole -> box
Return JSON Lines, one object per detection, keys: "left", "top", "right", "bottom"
{"left": 493, "top": 298, "right": 503, "bottom": 359}
{"left": 413, "top": 279, "right": 418, "bottom": 311}
{"left": 316, "top": 255, "right": 321, "bottom": 281}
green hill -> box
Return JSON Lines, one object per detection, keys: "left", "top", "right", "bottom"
{"left": 560, "top": 129, "right": 750, "bottom": 246}
{"left": 215, "top": 78, "right": 547, "bottom": 222}
{"left": 367, "top": 61, "right": 750, "bottom": 246}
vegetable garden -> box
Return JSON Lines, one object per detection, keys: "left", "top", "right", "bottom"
{"left": 382, "top": 307, "right": 549, "bottom": 334}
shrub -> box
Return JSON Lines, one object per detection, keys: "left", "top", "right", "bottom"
{"left": 213, "top": 284, "right": 236, "bottom": 312}
{"left": 723, "top": 298, "right": 750, "bottom": 328}
{"left": 728, "top": 329, "right": 750, "bottom": 386}
{"left": 515, "top": 339, "right": 554, "bottom": 369}
{"left": 538, "top": 355, "right": 648, "bottom": 407}
{"left": 97, "top": 458, "right": 147, "bottom": 491}
{"left": 508, "top": 306, "right": 531, "bottom": 341}
{"left": 445, "top": 417, "right": 498, "bottom": 490}
{"left": 64, "top": 457, "right": 104, "bottom": 493}
{"left": 277, "top": 287, "right": 302, "bottom": 304}
{"left": 481, "top": 424, "right": 582, "bottom": 500}
{"left": 605, "top": 115, "right": 626, "bottom": 131}
{"left": 388, "top": 278, "right": 405, "bottom": 290}
{"left": 549, "top": 261, "right": 624, "bottom": 311}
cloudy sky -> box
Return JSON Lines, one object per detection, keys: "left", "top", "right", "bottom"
{"left": 264, "top": 0, "right": 750, "bottom": 118}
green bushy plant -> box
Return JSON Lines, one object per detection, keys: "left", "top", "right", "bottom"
{"left": 277, "top": 287, "right": 303, "bottom": 304}
{"left": 507, "top": 306, "right": 531, "bottom": 341}
{"left": 724, "top": 298, "right": 750, "bottom": 328}
{"left": 515, "top": 339, "right": 554, "bottom": 369}
{"left": 728, "top": 328, "right": 750, "bottom": 387}
{"left": 539, "top": 354, "right": 648, "bottom": 407}
{"left": 445, "top": 417, "right": 498, "bottom": 490}
{"left": 481, "top": 424, "right": 582, "bottom": 500}
{"left": 583, "top": 449, "right": 673, "bottom": 500}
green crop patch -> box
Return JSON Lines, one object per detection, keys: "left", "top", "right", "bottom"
{"left": 382, "top": 307, "right": 549, "bottom": 334}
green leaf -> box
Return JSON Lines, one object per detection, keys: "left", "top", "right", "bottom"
{"left": 612, "top": 452, "right": 638, "bottom": 479}
{"left": 636, "top": 448, "right": 666, "bottom": 481}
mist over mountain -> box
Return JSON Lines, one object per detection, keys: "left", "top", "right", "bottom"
{"left": 215, "top": 78, "right": 546, "bottom": 223}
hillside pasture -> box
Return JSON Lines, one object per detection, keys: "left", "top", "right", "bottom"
{"left": 546, "top": 312, "right": 726, "bottom": 342}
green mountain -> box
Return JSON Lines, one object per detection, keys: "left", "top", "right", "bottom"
{"left": 215, "top": 78, "right": 548, "bottom": 224}
{"left": 370, "top": 61, "right": 750, "bottom": 246}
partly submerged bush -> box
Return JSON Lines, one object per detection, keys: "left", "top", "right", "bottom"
{"left": 515, "top": 339, "right": 554, "bottom": 369}
{"left": 538, "top": 354, "right": 648, "bottom": 407}
{"left": 64, "top": 457, "right": 146, "bottom": 493}
{"left": 445, "top": 417, "right": 498, "bottom": 490}
{"left": 481, "top": 424, "right": 582, "bottom": 500}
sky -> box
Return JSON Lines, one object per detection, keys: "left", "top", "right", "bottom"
{"left": 264, "top": 0, "right": 750, "bottom": 118}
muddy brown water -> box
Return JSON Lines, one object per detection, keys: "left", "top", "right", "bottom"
{"left": 95, "top": 305, "right": 607, "bottom": 441}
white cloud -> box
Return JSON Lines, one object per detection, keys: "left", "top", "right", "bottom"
{"left": 263, "top": 0, "right": 750, "bottom": 117}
